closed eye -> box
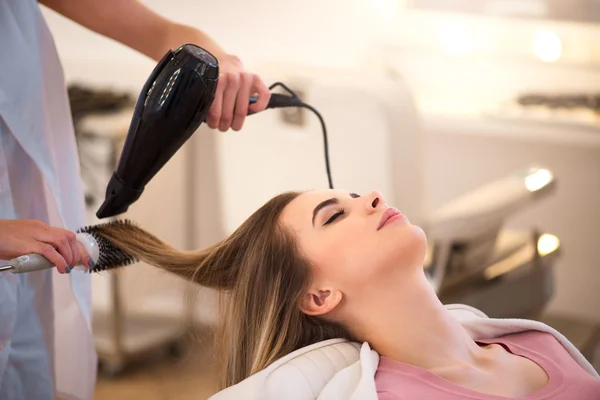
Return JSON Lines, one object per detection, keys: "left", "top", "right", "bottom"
{"left": 313, "top": 193, "right": 359, "bottom": 227}
{"left": 324, "top": 208, "right": 345, "bottom": 225}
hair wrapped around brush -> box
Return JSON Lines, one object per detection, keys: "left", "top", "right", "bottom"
{"left": 91, "top": 191, "right": 353, "bottom": 390}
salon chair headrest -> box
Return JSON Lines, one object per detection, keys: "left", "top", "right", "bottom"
{"left": 263, "top": 340, "right": 362, "bottom": 398}
{"left": 209, "top": 339, "right": 361, "bottom": 400}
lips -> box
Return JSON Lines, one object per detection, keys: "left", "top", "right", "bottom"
{"left": 377, "top": 207, "right": 403, "bottom": 230}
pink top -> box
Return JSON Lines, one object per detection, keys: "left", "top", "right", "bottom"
{"left": 375, "top": 331, "right": 600, "bottom": 399}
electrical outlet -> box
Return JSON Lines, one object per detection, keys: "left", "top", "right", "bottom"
{"left": 280, "top": 87, "right": 306, "bottom": 127}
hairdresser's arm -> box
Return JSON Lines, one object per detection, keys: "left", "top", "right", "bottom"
{"left": 40, "top": 0, "right": 271, "bottom": 131}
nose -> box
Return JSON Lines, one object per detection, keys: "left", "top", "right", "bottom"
{"left": 364, "top": 191, "right": 386, "bottom": 214}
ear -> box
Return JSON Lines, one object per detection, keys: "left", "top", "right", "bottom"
{"left": 299, "top": 287, "right": 343, "bottom": 316}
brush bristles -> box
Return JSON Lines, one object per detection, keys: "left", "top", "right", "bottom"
{"left": 77, "top": 220, "right": 138, "bottom": 272}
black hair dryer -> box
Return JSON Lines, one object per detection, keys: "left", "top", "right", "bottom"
{"left": 96, "top": 44, "right": 218, "bottom": 219}
{"left": 96, "top": 44, "right": 302, "bottom": 219}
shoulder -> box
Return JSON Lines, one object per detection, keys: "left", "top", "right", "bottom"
{"left": 445, "top": 303, "right": 489, "bottom": 320}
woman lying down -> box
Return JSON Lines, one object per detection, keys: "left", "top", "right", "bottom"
{"left": 97, "top": 189, "right": 600, "bottom": 399}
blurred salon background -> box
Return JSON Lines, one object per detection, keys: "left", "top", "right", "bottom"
{"left": 42, "top": 0, "right": 600, "bottom": 398}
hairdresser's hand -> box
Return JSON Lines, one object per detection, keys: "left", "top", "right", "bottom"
{"left": 0, "top": 219, "right": 92, "bottom": 274}
{"left": 206, "top": 54, "right": 271, "bottom": 132}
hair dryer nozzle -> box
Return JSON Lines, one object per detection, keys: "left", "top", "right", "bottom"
{"left": 96, "top": 173, "right": 144, "bottom": 218}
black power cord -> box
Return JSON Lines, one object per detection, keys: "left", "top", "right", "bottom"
{"left": 259, "top": 82, "right": 334, "bottom": 190}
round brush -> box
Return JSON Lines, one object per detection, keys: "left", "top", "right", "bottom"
{"left": 0, "top": 220, "right": 138, "bottom": 274}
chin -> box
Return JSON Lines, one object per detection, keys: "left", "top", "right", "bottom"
{"left": 391, "top": 219, "right": 426, "bottom": 240}
{"left": 409, "top": 223, "right": 427, "bottom": 245}
{"left": 411, "top": 225, "right": 428, "bottom": 264}
{"left": 389, "top": 223, "right": 428, "bottom": 268}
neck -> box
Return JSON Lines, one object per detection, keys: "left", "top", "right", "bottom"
{"left": 348, "top": 269, "right": 484, "bottom": 372}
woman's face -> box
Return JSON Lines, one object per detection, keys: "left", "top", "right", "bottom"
{"left": 280, "top": 189, "right": 427, "bottom": 314}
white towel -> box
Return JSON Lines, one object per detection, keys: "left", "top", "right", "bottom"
{"left": 209, "top": 304, "right": 599, "bottom": 400}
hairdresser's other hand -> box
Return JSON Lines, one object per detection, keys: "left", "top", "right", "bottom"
{"left": 206, "top": 54, "right": 271, "bottom": 132}
{"left": 0, "top": 219, "right": 92, "bottom": 274}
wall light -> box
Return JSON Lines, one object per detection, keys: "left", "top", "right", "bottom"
{"left": 439, "top": 22, "right": 474, "bottom": 57}
{"left": 537, "top": 233, "right": 560, "bottom": 256}
{"left": 532, "top": 30, "right": 562, "bottom": 62}
{"left": 525, "top": 168, "right": 553, "bottom": 192}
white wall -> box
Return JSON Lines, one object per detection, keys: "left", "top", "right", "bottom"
{"left": 42, "top": 0, "right": 399, "bottom": 89}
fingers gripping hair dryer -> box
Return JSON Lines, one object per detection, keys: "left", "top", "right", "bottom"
{"left": 96, "top": 43, "right": 332, "bottom": 219}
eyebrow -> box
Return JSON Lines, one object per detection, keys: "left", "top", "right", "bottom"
{"left": 312, "top": 198, "right": 339, "bottom": 226}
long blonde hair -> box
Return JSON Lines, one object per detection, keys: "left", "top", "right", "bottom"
{"left": 93, "top": 191, "right": 351, "bottom": 389}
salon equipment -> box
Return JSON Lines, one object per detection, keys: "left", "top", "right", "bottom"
{"left": 424, "top": 166, "right": 560, "bottom": 319}
{"left": 77, "top": 220, "right": 138, "bottom": 271}
{"left": 96, "top": 44, "right": 332, "bottom": 219}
